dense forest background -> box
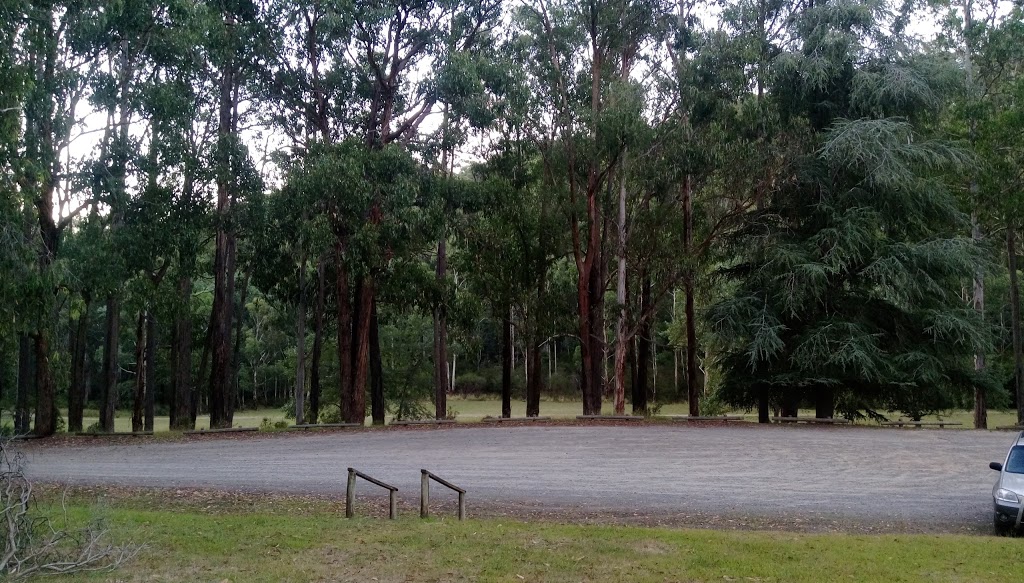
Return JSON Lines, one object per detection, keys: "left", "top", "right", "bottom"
{"left": 2, "top": 0, "right": 1023, "bottom": 436}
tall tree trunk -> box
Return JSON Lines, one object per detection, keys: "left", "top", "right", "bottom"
{"left": 684, "top": 275, "right": 698, "bottom": 417}
{"left": 33, "top": 332, "right": 55, "bottom": 436}
{"left": 231, "top": 269, "right": 248, "bottom": 412}
{"left": 502, "top": 310, "right": 512, "bottom": 418}
{"left": 580, "top": 256, "right": 606, "bottom": 415}
{"left": 132, "top": 312, "right": 146, "bottom": 433}
{"left": 962, "top": 2, "right": 986, "bottom": 429}
{"left": 336, "top": 241, "right": 353, "bottom": 423}
{"left": 295, "top": 253, "right": 307, "bottom": 425}
{"left": 100, "top": 295, "right": 120, "bottom": 432}
{"left": 350, "top": 276, "right": 373, "bottom": 424}
{"left": 68, "top": 295, "right": 90, "bottom": 432}
{"left": 682, "top": 175, "right": 700, "bottom": 417}
{"left": 370, "top": 301, "right": 385, "bottom": 425}
{"left": 780, "top": 393, "right": 798, "bottom": 418}
{"left": 310, "top": 258, "right": 326, "bottom": 425}
{"left": 16, "top": 335, "right": 32, "bottom": 434}
{"left": 633, "top": 275, "right": 651, "bottom": 415}
{"left": 1008, "top": 224, "right": 1024, "bottom": 426}
{"left": 972, "top": 214, "right": 987, "bottom": 429}
{"left": 814, "top": 386, "right": 834, "bottom": 419}
{"left": 209, "top": 23, "right": 237, "bottom": 429}
{"left": 434, "top": 239, "right": 448, "bottom": 419}
{"left": 193, "top": 309, "right": 213, "bottom": 426}
{"left": 170, "top": 274, "right": 194, "bottom": 430}
{"left": 527, "top": 340, "right": 541, "bottom": 417}
{"left": 145, "top": 312, "right": 156, "bottom": 431}
{"left": 613, "top": 153, "right": 629, "bottom": 416}
{"left": 758, "top": 390, "right": 770, "bottom": 424}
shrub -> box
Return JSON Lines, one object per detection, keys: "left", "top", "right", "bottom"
{"left": 319, "top": 405, "right": 342, "bottom": 424}
{"left": 453, "top": 373, "right": 488, "bottom": 396}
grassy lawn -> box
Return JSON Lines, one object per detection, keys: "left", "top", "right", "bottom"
{"left": 3, "top": 399, "right": 1019, "bottom": 432}
{"left": 30, "top": 495, "right": 1024, "bottom": 582}
{"left": 75, "top": 408, "right": 289, "bottom": 433}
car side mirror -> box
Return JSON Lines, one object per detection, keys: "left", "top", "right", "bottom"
{"left": 990, "top": 462, "right": 1003, "bottom": 471}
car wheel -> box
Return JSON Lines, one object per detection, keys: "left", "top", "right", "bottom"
{"left": 994, "top": 513, "right": 1013, "bottom": 537}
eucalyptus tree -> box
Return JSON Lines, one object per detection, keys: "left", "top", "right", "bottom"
{"left": 513, "top": 0, "right": 670, "bottom": 415}
{"left": 264, "top": 0, "right": 353, "bottom": 425}
{"left": 18, "top": 0, "right": 98, "bottom": 435}
{"left": 427, "top": 1, "right": 505, "bottom": 418}
{"left": 0, "top": 0, "right": 30, "bottom": 423}
{"left": 938, "top": 0, "right": 1018, "bottom": 428}
{"left": 297, "top": 0, "right": 504, "bottom": 424}
{"left": 206, "top": 0, "right": 266, "bottom": 428}
{"left": 710, "top": 0, "right": 992, "bottom": 421}
{"left": 457, "top": 134, "right": 569, "bottom": 418}
{"left": 967, "top": 6, "right": 1024, "bottom": 424}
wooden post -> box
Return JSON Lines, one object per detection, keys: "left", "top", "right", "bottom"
{"left": 346, "top": 468, "right": 356, "bottom": 518}
{"left": 389, "top": 489, "right": 397, "bottom": 520}
{"left": 420, "top": 470, "right": 429, "bottom": 518}
{"left": 458, "top": 491, "right": 466, "bottom": 520}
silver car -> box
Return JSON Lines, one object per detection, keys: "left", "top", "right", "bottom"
{"left": 990, "top": 431, "right": 1024, "bottom": 536}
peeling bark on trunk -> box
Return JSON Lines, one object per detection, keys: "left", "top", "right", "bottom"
{"left": 502, "top": 311, "right": 512, "bottom": 418}
{"left": 613, "top": 153, "right": 629, "bottom": 416}
{"left": 1008, "top": 224, "right": 1024, "bottom": 426}
{"left": 100, "top": 295, "right": 120, "bottom": 432}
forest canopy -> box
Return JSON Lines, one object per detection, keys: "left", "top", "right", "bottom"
{"left": 2, "top": 0, "right": 1023, "bottom": 435}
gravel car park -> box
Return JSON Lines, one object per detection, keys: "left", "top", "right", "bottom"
{"left": 990, "top": 431, "right": 1024, "bottom": 536}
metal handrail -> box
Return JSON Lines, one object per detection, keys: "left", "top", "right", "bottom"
{"left": 346, "top": 468, "right": 398, "bottom": 519}
{"left": 420, "top": 469, "right": 466, "bottom": 520}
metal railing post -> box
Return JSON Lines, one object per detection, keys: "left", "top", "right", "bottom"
{"left": 389, "top": 489, "right": 397, "bottom": 520}
{"left": 458, "top": 491, "right": 466, "bottom": 520}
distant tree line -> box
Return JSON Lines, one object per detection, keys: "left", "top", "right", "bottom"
{"left": 2, "top": 0, "right": 1024, "bottom": 435}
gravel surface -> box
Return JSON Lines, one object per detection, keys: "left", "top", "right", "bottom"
{"left": 19, "top": 424, "right": 1020, "bottom": 533}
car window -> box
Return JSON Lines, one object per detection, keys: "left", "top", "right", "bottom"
{"left": 1007, "top": 446, "right": 1024, "bottom": 474}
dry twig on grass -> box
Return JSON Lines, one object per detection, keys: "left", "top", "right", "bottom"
{"left": 1, "top": 437, "right": 142, "bottom": 580}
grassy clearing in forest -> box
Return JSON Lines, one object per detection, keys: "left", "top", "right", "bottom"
{"left": 32, "top": 494, "right": 1024, "bottom": 583}
{"left": 4, "top": 399, "right": 1018, "bottom": 433}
